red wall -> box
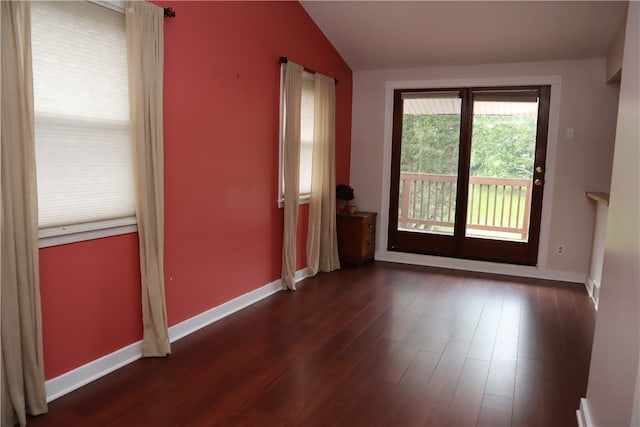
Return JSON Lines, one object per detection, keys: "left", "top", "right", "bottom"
{"left": 38, "top": 1, "right": 352, "bottom": 380}
{"left": 39, "top": 234, "right": 143, "bottom": 379}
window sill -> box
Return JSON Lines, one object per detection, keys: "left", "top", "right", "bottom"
{"left": 277, "top": 195, "right": 310, "bottom": 209}
{"left": 38, "top": 217, "right": 138, "bottom": 248}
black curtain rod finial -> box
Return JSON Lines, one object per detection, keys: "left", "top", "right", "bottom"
{"left": 164, "top": 7, "right": 176, "bottom": 18}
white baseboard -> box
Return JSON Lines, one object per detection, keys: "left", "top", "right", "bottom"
{"left": 169, "top": 276, "right": 282, "bottom": 342}
{"left": 169, "top": 268, "right": 308, "bottom": 341}
{"left": 584, "top": 277, "right": 600, "bottom": 310}
{"left": 45, "top": 341, "right": 143, "bottom": 402}
{"left": 577, "top": 398, "right": 595, "bottom": 427}
{"left": 584, "top": 277, "right": 595, "bottom": 298}
{"left": 376, "top": 250, "right": 586, "bottom": 284}
{"left": 44, "top": 268, "right": 309, "bottom": 402}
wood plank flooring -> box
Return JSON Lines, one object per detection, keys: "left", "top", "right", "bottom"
{"left": 28, "top": 262, "right": 595, "bottom": 426}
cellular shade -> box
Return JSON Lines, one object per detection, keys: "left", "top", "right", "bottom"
{"left": 299, "top": 75, "right": 315, "bottom": 196}
{"left": 31, "top": 1, "right": 134, "bottom": 229}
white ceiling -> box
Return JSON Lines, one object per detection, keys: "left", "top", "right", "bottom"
{"left": 300, "top": 1, "right": 628, "bottom": 71}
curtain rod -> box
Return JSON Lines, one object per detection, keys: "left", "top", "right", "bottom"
{"left": 164, "top": 7, "right": 176, "bottom": 18}
{"left": 279, "top": 57, "right": 338, "bottom": 84}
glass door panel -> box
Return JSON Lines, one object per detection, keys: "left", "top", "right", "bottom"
{"left": 466, "top": 90, "right": 540, "bottom": 242}
{"left": 397, "top": 91, "right": 461, "bottom": 236}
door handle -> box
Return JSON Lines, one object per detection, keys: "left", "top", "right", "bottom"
{"left": 535, "top": 166, "right": 543, "bottom": 173}
{"left": 534, "top": 179, "right": 543, "bottom": 186}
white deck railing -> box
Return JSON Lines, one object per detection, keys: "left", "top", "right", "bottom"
{"left": 398, "top": 172, "right": 532, "bottom": 240}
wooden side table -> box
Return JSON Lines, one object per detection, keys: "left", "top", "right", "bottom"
{"left": 336, "top": 211, "right": 377, "bottom": 265}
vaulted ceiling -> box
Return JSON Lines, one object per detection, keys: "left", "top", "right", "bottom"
{"left": 300, "top": 1, "right": 628, "bottom": 71}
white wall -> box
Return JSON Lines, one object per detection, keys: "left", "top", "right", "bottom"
{"left": 606, "top": 16, "right": 626, "bottom": 82}
{"left": 584, "top": 2, "right": 640, "bottom": 426}
{"left": 633, "top": 361, "right": 640, "bottom": 426}
{"left": 350, "top": 58, "right": 619, "bottom": 281}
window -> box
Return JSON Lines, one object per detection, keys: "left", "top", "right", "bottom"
{"left": 31, "top": 1, "right": 136, "bottom": 247}
{"left": 299, "top": 75, "right": 315, "bottom": 196}
{"left": 278, "top": 68, "right": 315, "bottom": 206}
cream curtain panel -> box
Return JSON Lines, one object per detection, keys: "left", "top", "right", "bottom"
{"left": 281, "top": 62, "right": 303, "bottom": 290}
{"left": 125, "top": 1, "right": 171, "bottom": 357}
{"left": 1, "top": 1, "right": 48, "bottom": 426}
{"left": 306, "top": 74, "right": 340, "bottom": 276}
{"left": 282, "top": 61, "right": 340, "bottom": 289}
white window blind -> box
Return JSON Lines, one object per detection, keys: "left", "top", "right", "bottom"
{"left": 31, "top": 1, "right": 135, "bottom": 230}
{"left": 299, "top": 75, "right": 315, "bottom": 196}
{"left": 278, "top": 68, "right": 315, "bottom": 204}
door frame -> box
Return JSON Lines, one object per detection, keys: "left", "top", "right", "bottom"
{"left": 377, "top": 75, "right": 562, "bottom": 272}
{"left": 388, "top": 85, "right": 550, "bottom": 265}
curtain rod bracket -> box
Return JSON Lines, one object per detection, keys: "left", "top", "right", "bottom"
{"left": 164, "top": 7, "right": 176, "bottom": 18}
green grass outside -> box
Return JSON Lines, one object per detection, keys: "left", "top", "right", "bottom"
{"left": 467, "top": 185, "right": 528, "bottom": 228}
{"left": 404, "top": 183, "right": 528, "bottom": 232}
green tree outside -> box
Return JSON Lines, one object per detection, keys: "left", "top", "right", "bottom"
{"left": 399, "top": 111, "right": 537, "bottom": 237}
{"left": 401, "top": 114, "right": 536, "bottom": 179}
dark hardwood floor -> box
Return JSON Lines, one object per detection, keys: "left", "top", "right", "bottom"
{"left": 28, "top": 262, "right": 596, "bottom": 426}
